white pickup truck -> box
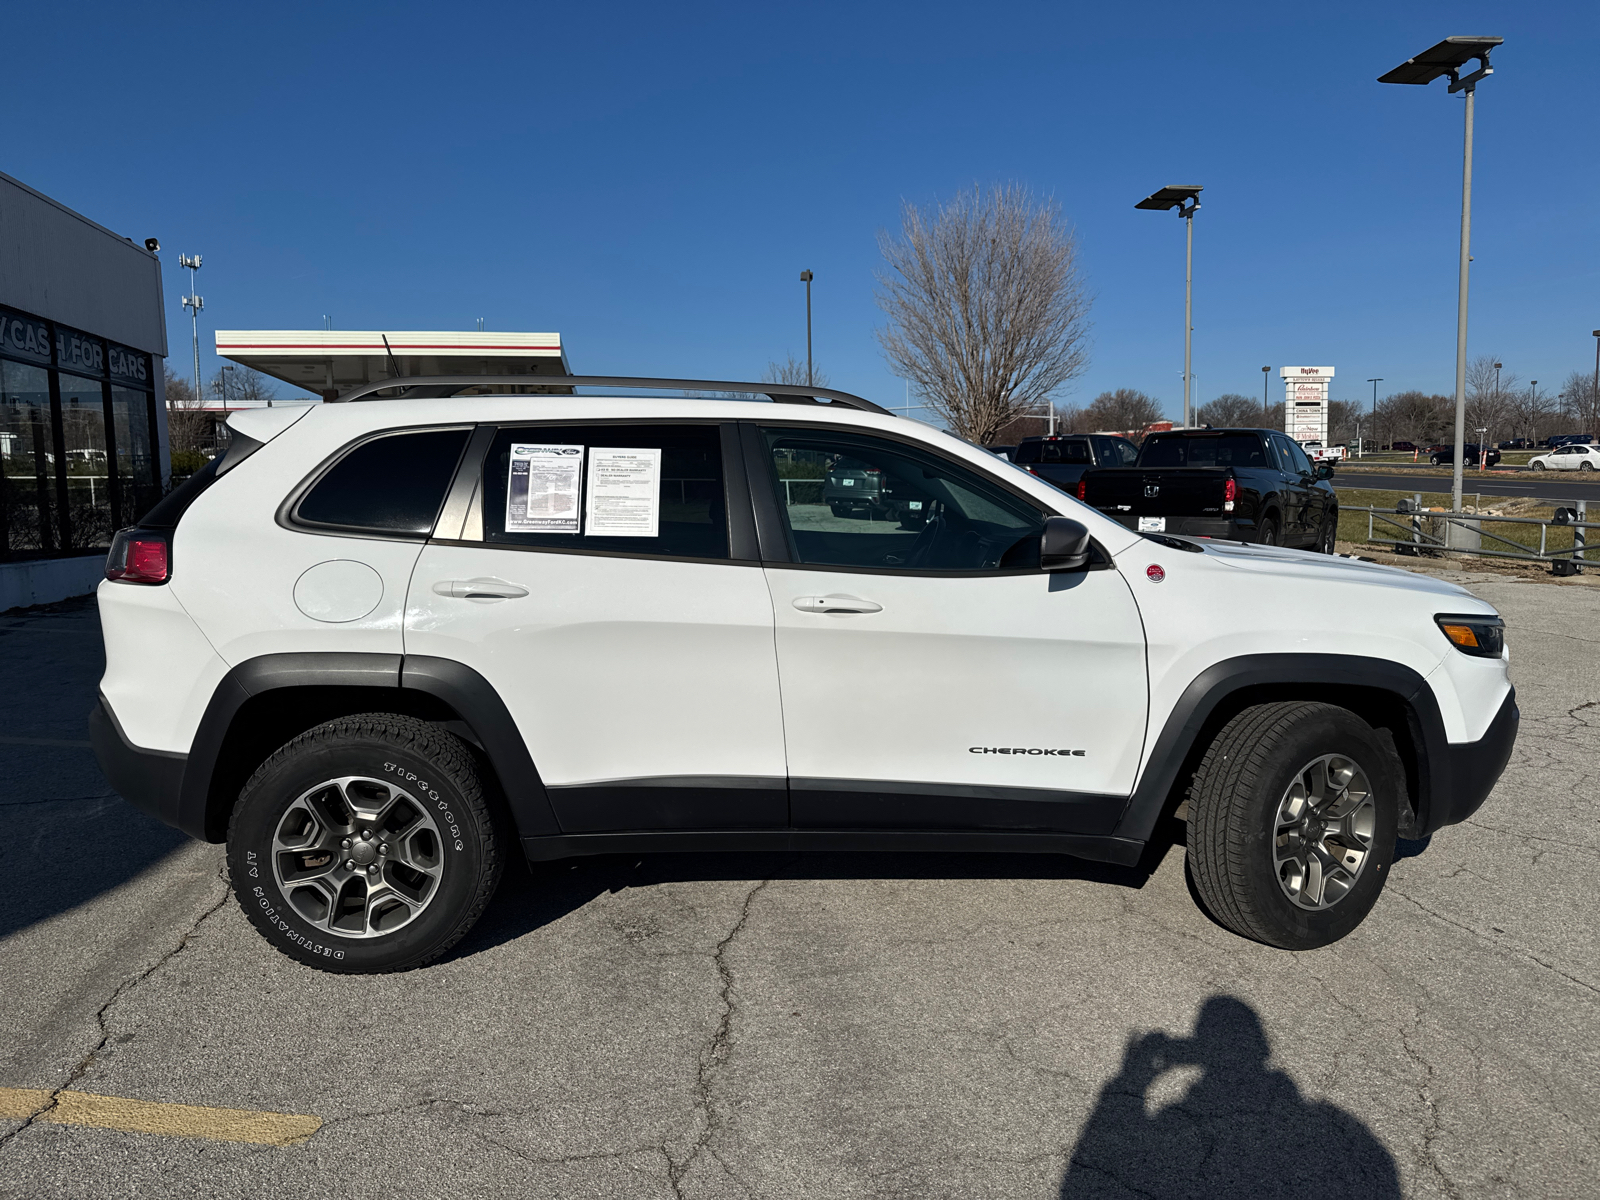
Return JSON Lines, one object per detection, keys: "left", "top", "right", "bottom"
{"left": 1302, "top": 441, "right": 1348, "bottom": 465}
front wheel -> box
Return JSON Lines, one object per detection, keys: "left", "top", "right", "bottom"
{"left": 1531, "top": 461, "right": 1546, "bottom": 471}
{"left": 227, "top": 714, "right": 502, "bottom": 973}
{"left": 1186, "top": 702, "right": 1400, "bottom": 950}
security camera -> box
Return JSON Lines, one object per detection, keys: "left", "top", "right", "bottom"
{"left": 144, "top": 237, "right": 160, "bottom": 253}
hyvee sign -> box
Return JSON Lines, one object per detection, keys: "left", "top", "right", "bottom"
{"left": 1280, "top": 366, "right": 1333, "bottom": 445}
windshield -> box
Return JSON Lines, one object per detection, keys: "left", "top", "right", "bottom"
{"left": 1138, "top": 434, "right": 1268, "bottom": 469}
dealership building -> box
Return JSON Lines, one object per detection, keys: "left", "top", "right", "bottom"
{"left": 0, "top": 171, "right": 169, "bottom": 608}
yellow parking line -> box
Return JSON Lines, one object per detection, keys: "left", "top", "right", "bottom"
{"left": 0, "top": 1087, "right": 320, "bottom": 1146}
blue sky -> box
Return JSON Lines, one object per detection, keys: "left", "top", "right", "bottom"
{"left": 6, "top": 1, "right": 1597, "bottom": 419}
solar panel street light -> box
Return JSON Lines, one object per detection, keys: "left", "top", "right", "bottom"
{"left": 1380, "top": 35, "right": 1502, "bottom": 513}
{"left": 1136, "top": 185, "right": 1203, "bottom": 427}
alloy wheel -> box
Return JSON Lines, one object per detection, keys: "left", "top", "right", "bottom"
{"left": 271, "top": 776, "right": 445, "bottom": 938}
{"left": 1273, "top": 754, "right": 1376, "bottom": 910}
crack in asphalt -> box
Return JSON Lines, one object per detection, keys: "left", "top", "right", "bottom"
{"left": 664, "top": 878, "right": 772, "bottom": 1199}
{"left": 1398, "top": 1006, "right": 1465, "bottom": 1200}
{"left": 1386, "top": 887, "right": 1600, "bottom": 998}
{"left": 0, "top": 865, "right": 231, "bottom": 1154}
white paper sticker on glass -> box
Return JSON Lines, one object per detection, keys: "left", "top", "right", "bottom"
{"left": 506, "top": 443, "right": 583, "bottom": 533}
{"left": 585, "top": 447, "right": 662, "bottom": 537}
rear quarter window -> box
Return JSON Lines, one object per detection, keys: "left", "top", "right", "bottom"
{"left": 293, "top": 428, "right": 471, "bottom": 535}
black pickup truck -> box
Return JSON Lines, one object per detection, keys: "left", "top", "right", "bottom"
{"left": 1076, "top": 428, "right": 1339, "bottom": 551}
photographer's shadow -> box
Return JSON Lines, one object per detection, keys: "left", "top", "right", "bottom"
{"left": 1061, "top": 995, "right": 1399, "bottom": 1199}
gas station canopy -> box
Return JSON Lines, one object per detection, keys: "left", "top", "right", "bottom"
{"left": 214, "top": 330, "right": 570, "bottom": 401}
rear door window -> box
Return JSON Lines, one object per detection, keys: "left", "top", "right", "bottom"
{"left": 1138, "top": 435, "right": 1269, "bottom": 468}
{"left": 480, "top": 423, "right": 729, "bottom": 560}
{"left": 294, "top": 428, "right": 471, "bottom": 535}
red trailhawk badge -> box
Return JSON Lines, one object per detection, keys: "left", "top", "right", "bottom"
{"left": 1146, "top": 564, "right": 1166, "bottom": 583}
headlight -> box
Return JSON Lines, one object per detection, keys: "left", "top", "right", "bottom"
{"left": 1434, "top": 613, "right": 1505, "bottom": 658}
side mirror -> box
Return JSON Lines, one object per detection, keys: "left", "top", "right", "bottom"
{"left": 1041, "top": 516, "right": 1091, "bottom": 572}
{"left": 1315, "top": 463, "right": 1334, "bottom": 480}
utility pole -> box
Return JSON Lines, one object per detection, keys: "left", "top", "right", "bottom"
{"left": 179, "top": 254, "right": 203, "bottom": 407}
{"left": 799, "top": 270, "right": 814, "bottom": 388}
{"left": 1262, "top": 366, "right": 1271, "bottom": 422}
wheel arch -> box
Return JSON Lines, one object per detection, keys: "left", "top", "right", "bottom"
{"left": 1113, "top": 654, "right": 1447, "bottom": 846}
{"left": 179, "top": 652, "right": 557, "bottom": 843}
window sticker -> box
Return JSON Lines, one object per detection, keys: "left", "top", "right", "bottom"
{"left": 585, "top": 447, "right": 662, "bottom": 537}
{"left": 506, "top": 443, "right": 583, "bottom": 533}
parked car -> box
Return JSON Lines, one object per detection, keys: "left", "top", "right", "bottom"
{"left": 987, "top": 445, "right": 1016, "bottom": 462}
{"left": 1497, "top": 438, "right": 1531, "bottom": 450}
{"left": 1013, "top": 433, "right": 1140, "bottom": 492}
{"left": 90, "top": 377, "right": 1516, "bottom": 970}
{"left": 1389, "top": 441, "right": 1419, "bottom": 453}
{"left": 1529, "top": 443, "right": 1600, "bottom": 472}
{"left": 1544, "top": 434, "right": 1595, "bottom": 448}
{"left": 1077, "top": 428, "right": 1338, "bottom": 550}
{"left": 1428, "top": 443, "right": 1502, "bottom": 468}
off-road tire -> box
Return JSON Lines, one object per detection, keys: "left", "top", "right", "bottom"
{"left": 1186, "top": 702, "right": 1400, "bottom": 950}
{"left": 227, "top": 714, "right": 501, "bottom": 973}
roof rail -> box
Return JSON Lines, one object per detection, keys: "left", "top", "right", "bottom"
{"left": 331, "top": 374, "right": 894, "bottom": 416}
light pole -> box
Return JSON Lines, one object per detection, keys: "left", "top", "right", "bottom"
{"left": 1592, "top": 330, "right": 1599, "bottom": 416}
{"left": 799, "top": 270, "right": 814, "bottom": 388}
{"left": 1381, "top": 35, "right": 1502, "bottom": 513}
{"left": 179, "top": 253, "right": 204, "bottom": 408}
{"left": 1262, "top": 366, "right": 1271, "bottom": 424}
{"left": 1136, "top": 185, "right": 1203, "bottom": 428}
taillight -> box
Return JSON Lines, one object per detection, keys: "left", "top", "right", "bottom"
{"left": 1075, "top": 479, "right": 1088, "bottom": 501}
{"left": 1223, "top": 477, "right": 1237, "bottom": 512}
{"left": 106, "top": 529, "right": 171, "bottom": 584}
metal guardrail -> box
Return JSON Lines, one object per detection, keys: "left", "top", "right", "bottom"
{"left": 1350, "top": 494, "right": 1593, "bottom": 574}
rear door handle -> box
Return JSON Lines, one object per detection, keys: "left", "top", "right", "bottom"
{"left": 793, "top": 594, "right": 882, "bottom": 614}
{"left": 432, "top": 578, "right": 529, "bottom": 600}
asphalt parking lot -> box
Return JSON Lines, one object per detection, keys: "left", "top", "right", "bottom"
{"left": 1, "top": 569, "right": 1597, "bottom": 1199}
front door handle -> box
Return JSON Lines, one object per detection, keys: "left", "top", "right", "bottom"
{"left": 793, "top": 594, "right": 883, "bottom": 614}
{"left": 433, "top": 578, "right": 529, "bottom": 600}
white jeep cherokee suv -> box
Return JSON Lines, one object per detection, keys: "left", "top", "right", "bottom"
{"left": 90, "top": 376, "right": 1519, "bottom": 972}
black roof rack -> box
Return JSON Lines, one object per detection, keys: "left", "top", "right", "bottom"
{"left": 331, "top": 374, "right": 893, "bottom": 417}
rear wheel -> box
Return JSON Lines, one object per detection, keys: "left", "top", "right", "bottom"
{"left": 1316, "top": 514, "right": 1337, "bottom": 554}
{"left": 1429, "top": 455, "right": 1441, "bottom": 465}
{"left": 1186, "top": 702, "right": 1400, "bottom": 950}
{"left": 1582, "top": 462, "right": 1595, "bottom": 472}
{"left": 227, "top": 714, "right": 502, "bottom": 973}
{"left": 1257, "top": 516, "right": 1280, "bottom": 547}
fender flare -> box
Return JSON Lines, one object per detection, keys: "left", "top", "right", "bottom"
{"left": 178, "top": 652, "right": 557, "bottom": 842}
{"left": 1111, "top": 653, "right": 1448, "bottom": 844}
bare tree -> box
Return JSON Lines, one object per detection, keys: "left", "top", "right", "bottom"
{"left": 211, "top": 366, "right": 280, "bottom": 407}
{"left": 1195, "top": 393, "right": 1265, "bottom": 428}
{"left": 761, "top": 355, "right": 830, "bottom": 390}
{"left": 1560, "top": 369, "right": 1600, "bottom": 432}
{"left": 1083, "top": 389, "right": 1163, "bottom": 436}
{"left": 164, "top": 365, "right": 213, "bottom": 457}
{"left": 1465, "top": 355, "right": 1517, "bottom": 441}
{"left": 875, "top": 184, "right": 1091, "bottom": 444}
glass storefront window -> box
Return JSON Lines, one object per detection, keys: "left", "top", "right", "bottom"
{"left": 109, "top": 387, "right": 160, "bottom": 525}
{"left": 58, "top": 372, "right": 113, "bottom": 551}
{"left": 1, "top": 360, "right": 58, "bottom": 555}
